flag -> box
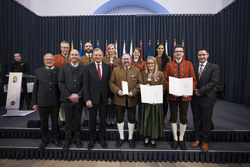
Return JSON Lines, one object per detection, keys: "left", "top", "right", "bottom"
{"left": 157, "top": 40, "right": 160, "bottom": 45}
{"left": 173, "top": 39, "right": 176, "bottom": 61}
{"left": 105, "top": 40, "right": 108, "bottom": 57}
{"left": 140, "top": 40, "right": 143, "bottom": 60}
{"left": 148, "top": 40, "right": 151, "bottom": 57}
{"left": 79, "top": 41, "right": 83, "bottom": 57}
{"left": 115, "top": 40, "right": 118, "bottom": 57}
{"left": 129, "top": 40, "right": 133, "bottom": 56}
{"left": 96, "top": 40, "right": 99, "bottom": 48}
{"left": 122, "top": 40, "right": 126, "bottom": 54}
{"left": 165, "top": 40, "right": 168, "bottom": 56}
{"left": 182, "top": 39, "right": 185, "bottom": 60}
{"left": 71, "top": 40, "right": 74, "bottom": 51}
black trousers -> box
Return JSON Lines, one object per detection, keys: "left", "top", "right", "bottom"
{"left": 39, "top": 107, "right": 60, "bottom": 142}
{"left": 63, "top": 102, "right": 83, "bottom": 143}
{"left": 163, "top": 91, "right": 168, "bottom": 118}
{"left": 20, "top": 78, "right": 30, "bottom": 107}
{"left": 191, "top": 98, "right": 214, "bottom": 142}
{"left": 169, "top": 100, "right": 189, "bottom": 124}
{"left": 88, "top": 100, "right": 107, "bottom": 141}
{"left": 116, "top": 105, "right": 136, "bottom": 123}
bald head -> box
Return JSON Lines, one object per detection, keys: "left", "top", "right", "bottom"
{"left": 70, "top": 49, "right": 80, "bottom": 64}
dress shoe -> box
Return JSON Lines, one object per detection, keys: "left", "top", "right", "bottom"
{"left": 144, "top": 141, "right": 150, "bottom": 148}
{"left": 63, "top": 142, "right": 71, "bottom": 151}
{"left": 179, "top": 141, "right": 187, "bottom": 150}
{"left": 82, "top": 120, "right": 89, "bottom": 127}
{"left": 202, "top": 142, "right": 209, "bottom": 152}
{"left": 52, "top": 140, "right": 62, "bottom": 147}
{"left": 190, "top": 140, "right": 201, "bottom": 147}
{"left": 116, "top": 139, "right": 125, "bottom": 148}
{"left": 59, "top": 121, "right": 65, "bottom": 128}
{"left": 75, "top": 140, "right": 82, "bottom": 148}
{"left": 128, "top": 139, "right": 135, "bottom": 149}
{"left": 39, "top": 141, "right": 49, "bottom": 151}
{"left": 171, "top": 140, "right": 178, "bottom": 149}
{"left": 88, "top": 140, "right": 95, "bottom": 150}
{"left": 100, "top": 139, "right": 107, "bottom": 149}
{"left": 151, "top": 140, "right": 157, "bottom": 148}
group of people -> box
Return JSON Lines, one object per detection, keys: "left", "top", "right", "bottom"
{"left": 13, "top": 40, "right": 219, "bottom": 153}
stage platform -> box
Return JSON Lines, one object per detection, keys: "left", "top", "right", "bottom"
{"left": 0, "top": 99, "right": 250, "bottom": 163}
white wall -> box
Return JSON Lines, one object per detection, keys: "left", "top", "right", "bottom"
{"left": 15, "top": 0, "right": 234, "bottom": 16}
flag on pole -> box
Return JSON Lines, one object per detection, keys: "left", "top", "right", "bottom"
{"left": 71, "top": 40, "right": 74, "bottom": 51}
{"left": 122, "top": 40, "right": 126, "bottom": 54}
{"left": 96, "top": 40, "right": 99, "bottom": 48}
{"left": 157, "top": 40, "right": 160, "bottom": 45}
{"left": 115, "top": 40, "right": 118, "bottom": 57}
{"left": 79, "top": 41, "right": 83, "bottom": 57}
{"left": 129, "top": 40, "right": 133, "bottom": 56}
{"left": 148, "top": 40, "right": 151, "bottom": 57}
{"left": 140, "top": 40, "right": 143, "bottom": 60}
{"left": 173, "top": 39, "right": 176, "bottom": 61}
{"left": 165, "top": 40, "right": 168, "bottom": 56}
{"left": 182, "top": 39, "right": 185, "bottom": 60}
{"left": 105, "top": 40, "right": 108, "bottom": 57}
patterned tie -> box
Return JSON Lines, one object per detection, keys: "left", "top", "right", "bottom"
{"left": 198, "top": 64, "right": 204, "bottom": 80}
{"left": 97, "top": 63, "right": 101, "bottom": 80}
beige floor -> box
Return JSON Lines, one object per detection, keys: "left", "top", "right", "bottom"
{"left": 0, "top": 159, "right": 249, "bottom": 167}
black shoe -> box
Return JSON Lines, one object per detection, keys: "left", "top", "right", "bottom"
{"left": 144, "top": 141, "right": 150, "bottom": 147}
{"left": 63, "top": 142, "right": 70, "bottom": 151}
{"left": 179, "top": 141, "right": 187, "bottom": 150}
{"left": 75, "top": 140, "right": 82, "bottom": 148}
{"left": 151, "top": 140, "right": 156, "bottom": 148}
{"left": 116, "top": 139, "right": 125, "bottom": 148}
{"left": 39, "top": 141, "right": 49, "bottom": 151}
{"left": 171, "top": 140, "right": 178, "bottom": 149}
{"left": 52, "top": 140, "right": 62, "bottom": 147}
{"left": 88, "top": 140, "right": 95, "bottom": 150}
{"left": 59, "top": 121, "right": 65, "bottom": 128}
{"left": 100, "top": 139, "right": 107, "bottom": 149}
{"left": 128, "top": 139, "right": 135, "bottom": 149}
{"left": 82, "top": 120, "right": 89, "bottom": 127}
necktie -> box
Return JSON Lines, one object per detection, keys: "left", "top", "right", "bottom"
{"left": 198, "top": 64, "right": 204, "bottom": 79}
{"left": 98, "top": 63, "right": 101, "bottom": 80}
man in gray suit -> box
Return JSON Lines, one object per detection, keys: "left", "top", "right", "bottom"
{"left": 190, "top": 49, "right": 219, "bottom": 152}
{"left": 32, "top": 53, "right": 61, "bottom": 151}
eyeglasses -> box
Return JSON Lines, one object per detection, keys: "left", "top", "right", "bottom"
{"left": 44, "top": 59, "right": 54, "bottom": 61}
{"left": 175, "top": 51, "right": 183, "bottom": 53}
{"left": 147, "top": 62, "right": 154, "bottom": 65}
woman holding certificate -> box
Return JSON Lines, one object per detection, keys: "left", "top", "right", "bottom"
{"left": 102, "top": 44, "right": 121, "bottom": 127}
{"left": 130, "top": 48, "right": 146, "bottom": 72}
{"left": 137, "top": 56, "right": 166, "bottom": 147}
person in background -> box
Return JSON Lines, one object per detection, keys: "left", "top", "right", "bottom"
{"left": 164, "top": 44, "right": 197, "bottom": 150}
{"left": 137, "top": 56, "right": 165, "bottom": 148}
{"left": 32, "top": 53, "right": 61, "bottom": 151}
{"left": 102, "top": 43, "right": 121, "bottom": 127}
{"left": 131, "top": 48, "right": 146, "bottom": 72}
{"left": 154, "top": 44, "right": 171, "bottom": 126}
{"left": 190, "top": 49, "right": 219, "bottom": 152}
{"left": 11, "top": 53, "right": 31, "bottom": 110}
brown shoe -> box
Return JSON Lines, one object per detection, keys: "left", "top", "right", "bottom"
{"left": 190, "top": 140, "right": 201, "bottom": 147}
{"left": 201, "top": 142, "right": 209, "bottom": 152}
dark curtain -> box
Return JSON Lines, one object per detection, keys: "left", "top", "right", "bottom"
{"left": 0, "top": 0, "right": 249, "bottom": 106}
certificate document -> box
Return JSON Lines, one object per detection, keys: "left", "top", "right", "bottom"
{"left": 140, "top": 84, "right": 163, "bottom": 104}
{"left": 169, "top": 76, "right": 193, "bottom": 96}
{"left": 122, "top": 81, "right": 128, "bottom": 95}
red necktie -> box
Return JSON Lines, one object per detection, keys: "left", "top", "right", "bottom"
{"left": 98, "top": 63, "right": 101, "bottom": 80}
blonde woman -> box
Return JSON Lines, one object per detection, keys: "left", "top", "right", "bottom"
{"left": 137, "top": 56, "right": 166, "bottom": 148}
{"left": 102, "top": 44, "right": 121, "bottom": 127}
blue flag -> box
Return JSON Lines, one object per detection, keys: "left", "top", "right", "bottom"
{"left": 96, "top": 40, "right": 99, "bottom": 48}
{"left": 79, "top": 42, "right": 83, "bottom": 57}
{"left": 148, "top": 40, "right": 151, "bottom": 57}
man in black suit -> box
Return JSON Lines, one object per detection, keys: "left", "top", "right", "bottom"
{"left": 83, "top": 48, "right": 112, "bottom": 150}
{"left": 190, "top": 49, "right": 219, "bottom": 152}
{"left": 32, "top": 53, "right": 61, "bottom": 151}
{"left": 58, "top": 49, "right": 85, "bottom": 151}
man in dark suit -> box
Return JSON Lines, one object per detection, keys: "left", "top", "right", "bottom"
{"left": 83, "top": 48, "right": 111, "bottom": 150}
{"left": 32, "top": 53, "right": 61, "bottom": 151}
{"left": 191, "top": 49, "right": 219, "bottom": 152}
{"left": 58, "top": 49, "right": 85, "bottom": 151}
